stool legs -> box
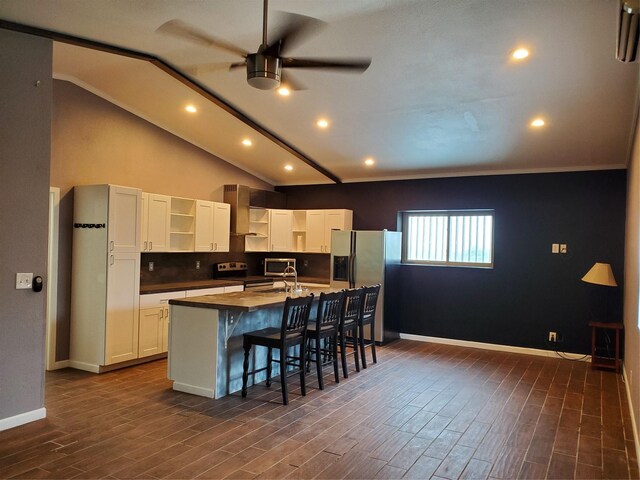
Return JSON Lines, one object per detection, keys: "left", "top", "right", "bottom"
{"left": 371, "top": 323, "right": 377, "bottom": 364}
{"left": 359, "top": 325, "right": 367, "bottom": 369}
{"left": 315, "top": 339, "right": 324, "bottom": 390}
{"left": 332, "top": 336, "right": 340, "bottom": 383}
{"left": 280, "top": 353, "right": 288, "bottom": 405}
{"left": 241, "top": 340, "right": 250, "bottom": 398}
{"left": 300, "top": 344, "right": 307, "bottom": 397}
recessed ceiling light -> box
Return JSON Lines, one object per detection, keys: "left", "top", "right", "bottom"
{"left": 316, "top": 119, "right": 329, "bottom": 129}
{"left": 277, "top": 87, "right": 290, "bottom": 96}
{"left": 284, "top": 164, "right": 293, "bottom": 171}
{"left": 242, "top": 139, "right": 252, "bottom": 146}
{"left": 185, "top": 105, "right": 197, "bottom": 113}
{"left": 364, "top": 158, "right": 375, "bottom": 166}
{"left": 530, "top": 118, "right": 545, "bottom": 128}
{"left": 512, "top": 48, "right": 529, "bottom": 60}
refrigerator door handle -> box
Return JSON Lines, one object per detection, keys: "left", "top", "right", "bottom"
{"left": 348, "top": 254, "right": 356, "bottom": 289}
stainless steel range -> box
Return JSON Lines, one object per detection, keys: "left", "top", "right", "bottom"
{"left": 213, "top": 262, "right": 274, "bottom": 291}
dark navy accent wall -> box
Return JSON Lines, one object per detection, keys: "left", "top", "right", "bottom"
{"left": 278, "top": 170, "right": 626, "bottom": 354}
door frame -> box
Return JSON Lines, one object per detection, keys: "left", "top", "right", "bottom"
{"left": 46, "top": 187, "right": 61, "bottom": 370}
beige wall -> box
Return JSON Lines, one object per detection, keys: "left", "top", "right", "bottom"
{"left": 624, "top": 105, "right": 640, "bottom": 458}
{"left": 51, "top": 80, "right": 272, "bottom": 361}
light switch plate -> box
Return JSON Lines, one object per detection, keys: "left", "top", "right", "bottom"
{"left": 148, "top": 262, "right": 154, "bottom": 272}
{"left": 551, "top": 243, "right": 559, "bottom": 254}
{"left": 560, "top": 244, "right": 567, "bottom": 254}
{"left": 16, "top": 272, "right": 33, "bottom": 289}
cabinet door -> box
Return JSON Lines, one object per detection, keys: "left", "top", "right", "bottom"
{"left": 162, "top": 306, "right": 170, "bottom": 353}
{"left": 105, "top": 252, "right": 140, "bottom": 365}
{"left": 305, "top": 210, "right": 326, "bottom": 253}
{"left": 269, "top": 209, "right": 293, "bottom": 251}
{"left": 108, "top": 185, "right": 141, "bottom": 253}
{"left": 212, "top": 202, "right": 230, "bottom": 252}
{"left": 195, "top": 200, "right": 214, "bottom": 252}
{"left": 147, "top": 194, "right": 171, "bottom": 252}
{"left": 139, "top": 307, "right": 163, "bottom": 358}
{"left": 324, "top": 210, "right": 350, "bottom": 252}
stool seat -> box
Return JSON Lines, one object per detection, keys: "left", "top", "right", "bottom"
{"left": 244, "top": 327, "right": 304, "bottom": 344}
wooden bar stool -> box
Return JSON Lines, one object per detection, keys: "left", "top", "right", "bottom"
{"left": 306, "top": 290, "right": 345, "bottom": 390}
{"left": 241, "top": 294, "right": 314, "bottom": 405}
{"left": 338, "top": 288, "right": 364, "bottom": 378}
{"left": 358, "top": 284, "right": 381, "bottom": 369}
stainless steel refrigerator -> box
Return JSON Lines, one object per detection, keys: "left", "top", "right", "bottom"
{"left": 330, "top": 230, "right": 402, "bottom": 343}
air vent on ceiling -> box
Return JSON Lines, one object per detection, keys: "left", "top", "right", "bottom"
{"left": 617, "top": 0, "right": 640, "bottom": 62}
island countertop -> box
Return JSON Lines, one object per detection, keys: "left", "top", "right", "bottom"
{"left": 169, "top": 287, "right": 334, "bottom": 312}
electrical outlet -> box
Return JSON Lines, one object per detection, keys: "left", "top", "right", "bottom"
{"left": 149, "top": 262, "right": 154, "bottom": 272}
{"left": 548, "top": 331, "right": 557, "bottom": 342}
{"left": 196, "top": 261, "right": 200, "bottom": 269}
{"left": 303, "top": 260, "right": 309, "bottom": 267}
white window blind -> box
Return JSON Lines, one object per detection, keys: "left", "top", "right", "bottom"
{"left": 403, "top": 210, "right": 494, "bottom": 267}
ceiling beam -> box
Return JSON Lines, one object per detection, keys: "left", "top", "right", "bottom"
{"left": 0, "top": 19, "right": 342, "bottom": 184}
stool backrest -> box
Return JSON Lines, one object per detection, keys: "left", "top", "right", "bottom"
{"left": 341, "top": 288, "right": 363, "bottom": 328}
{"left": 316, "top": 291, "right": 345, "bottom": 330}
{"left": 281, "top": 294, "right": 315, "bottom": 337}
{"left": 360, "top": 284, "right": 381, "bottom": 325}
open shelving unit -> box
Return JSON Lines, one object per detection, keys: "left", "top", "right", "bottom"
{"left": 292, "top": 210, "right": 306, "bottom": 252}
{"left": 245, "top": 207, "right": 269, "bottom": 252}
{"left": 170, "top": 197, "right": 195, "bottom": 251}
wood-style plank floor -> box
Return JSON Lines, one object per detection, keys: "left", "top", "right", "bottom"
{"left": 1, "top": 340, "right": 637, "bottom": 479}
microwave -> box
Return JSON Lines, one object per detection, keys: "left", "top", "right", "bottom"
{"left": 264, "top": 258, "right": 296, "bottom": 277}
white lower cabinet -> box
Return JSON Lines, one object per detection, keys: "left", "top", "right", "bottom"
{"left": 139, "top": 291, "right": 187, "bottom": 358}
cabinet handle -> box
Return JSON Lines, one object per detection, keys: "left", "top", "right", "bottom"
{"left": 110, "top": 241, "right": 114, "bottom": 251}
{"left": 149, "top": 241, "right": 153, "bottom": 251}
{"left": 214, "top": 242, "right": 217, "bottom": 251}
{"left": 143, "top": 241, "right": 148, "bottom": 251}
{"left": 159, "top": 308, "right": 164, "bottom": 319}
{"left": 165, "top": 307, "right": 169, "bottom": 317}
{"left": 109, "top": 255, "right": 114, "bottom": 265}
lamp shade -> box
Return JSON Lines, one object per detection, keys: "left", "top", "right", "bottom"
{"left": 581, "top": 263, "right": 617, "bottom": 287}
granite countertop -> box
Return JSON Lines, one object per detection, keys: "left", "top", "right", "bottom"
{"left": 141, "top": 276, "right": 330, "bottom": 295}
{"left": 140, "top": 279, "right": 244, "bottom": 294}
{"left": 169, "top": 286, "right": 335, "bottom": 312}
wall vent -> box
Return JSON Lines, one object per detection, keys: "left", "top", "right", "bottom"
{"left": 617, "top": 0, "right": 640, "bottom": 62}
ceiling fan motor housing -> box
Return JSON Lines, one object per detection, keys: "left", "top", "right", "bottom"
{"left": 247, "top": 53, "right": 282, "bottom": 89}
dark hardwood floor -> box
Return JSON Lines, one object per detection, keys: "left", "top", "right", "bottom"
{"left": 0, "top": 340, "right": 637, "bottom": 479}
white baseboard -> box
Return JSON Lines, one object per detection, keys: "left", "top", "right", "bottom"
{"left": 623, "top": 365, "right": 640, "bottom": 464}
{"left": 399, "top": 333, "right": 591, "bottom": 361}
{"left": 68, "top": 360, "right": 100, "bottom": 373}
{"left": 172, "top": 382, "right": 215, "bottom": 398}
{"left": 46, "top": 360, "right": 70, "bottom": 371}
{"left": 0, "top": 408, "right": 46, "bottom": 432}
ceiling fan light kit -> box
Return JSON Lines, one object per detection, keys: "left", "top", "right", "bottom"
{"left": 246, "top": 52, "right": 282, "bottom": 89}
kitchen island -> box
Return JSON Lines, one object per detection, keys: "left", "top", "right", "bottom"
{"left": 168, "top": 287, "right": 332, "bottom": 399}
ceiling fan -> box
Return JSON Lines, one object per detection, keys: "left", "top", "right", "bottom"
{"left": 157, "top": 0, "right": 371, "bottom": 91}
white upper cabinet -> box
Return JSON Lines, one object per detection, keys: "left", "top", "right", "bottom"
{"left": 141, "top": 193, "right": 171, "bottom": 252}
{"left": 108, "top": 185, "right": 142, "bottom": 253}
{"left": 269, "top": 209, "right": 293, "bottom": 252}
{"left": 305, "top": 209, "right": 353, "bottom": 253}
{"left": 195, "top": 201, "right": 231, "bottom": 252}
{"left": 212, "top": 202, "right": 230, "bottom": 252}
{"left": 195, "top": 200, "right": 215, "bottom": 251}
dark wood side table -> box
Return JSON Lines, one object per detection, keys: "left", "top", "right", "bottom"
{"left": 589, "top": 321, "right": 623, "bottom": 373}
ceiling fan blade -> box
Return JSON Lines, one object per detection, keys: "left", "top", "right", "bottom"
{"left": 280, "top": 71, "right": 307, "bottom": 91}
{"left": 264, "top": 12, "right": 326, "bottom": 57}
{"left": 183, "top": 62, "right": 242, "bottom": 76}
{"left": 229, "top": 62, "right": 247, "bottom": 71}
{"left": 157, "top": 19, "right": 248, "bottom": 58}
{"left": 282, "top": 57, "right": 371, "bottom": 73}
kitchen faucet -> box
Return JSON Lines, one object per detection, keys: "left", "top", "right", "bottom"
{"left": 283, "top": 265, "right": 300, "bottom": 296}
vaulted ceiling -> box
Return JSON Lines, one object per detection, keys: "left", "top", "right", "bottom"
{"left": 0, "top": 0, "right": 638, "bottom": 185}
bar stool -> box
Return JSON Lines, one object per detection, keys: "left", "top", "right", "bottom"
{"left": 358, "top": 284, "right": 381, "bottom": 369}
{"left": 338, "top": 288, "right": 364, "bottom": 378}
{"left": 306, "top": 290, "right": 345, "bottom": 390}
{"left": 241, "top": 294, "right": 314, "bottom": 405}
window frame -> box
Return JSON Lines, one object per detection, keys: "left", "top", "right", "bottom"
{"left": 401, "top": 209, "right": 495, "bottom": 268}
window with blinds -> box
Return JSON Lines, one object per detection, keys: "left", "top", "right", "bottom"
{"left": 402, "top": 210, "right": 494, "bottom": 267}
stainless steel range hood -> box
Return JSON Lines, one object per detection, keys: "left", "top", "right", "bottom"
{"left": 224, "top": 184, "right": 286, "bottom": 236}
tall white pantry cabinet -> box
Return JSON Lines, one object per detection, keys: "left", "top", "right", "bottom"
{"left": 70, "top": 185, "right": 142, "bottom": 372}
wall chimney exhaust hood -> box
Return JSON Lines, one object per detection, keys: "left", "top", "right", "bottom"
{"left": 223, "top": 184, "right": 285, "bottom": 236}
